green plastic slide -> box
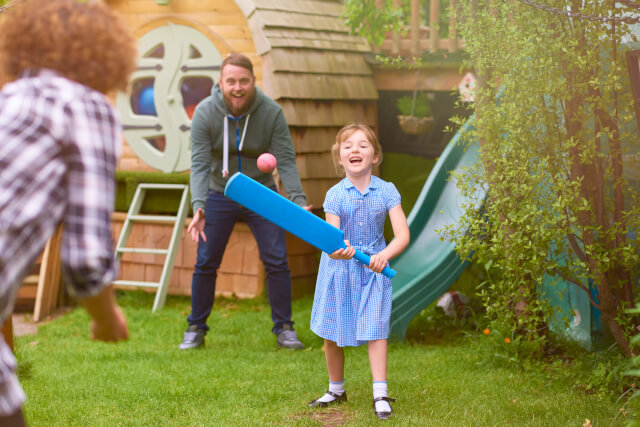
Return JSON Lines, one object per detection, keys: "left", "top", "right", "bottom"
{"left": 389, "top": 116, "right": 483, "bottom": 340}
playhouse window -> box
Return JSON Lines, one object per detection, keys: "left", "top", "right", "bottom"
{"left": 131, "top": 78, "right": 157, "bottom": 117}
{"left": 181, "top": 77, "right": 213, "bottom": 119}
{"left": 144, "top": 44, "right": 165, "bottom": 59}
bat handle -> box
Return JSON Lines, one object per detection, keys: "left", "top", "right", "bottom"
{"left": 353, "top": 250, "right": 396, "bottom": 279}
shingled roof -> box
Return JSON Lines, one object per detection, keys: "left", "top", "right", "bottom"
{"left": 234, "top": 0, "right": 378, "bottom": 102}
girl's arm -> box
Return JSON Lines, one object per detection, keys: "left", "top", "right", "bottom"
{"left": 368, "top": 204, "right": 410, "bottom": 273}
{"left": 325, "top": 212, "right": 355, "bottom": 260}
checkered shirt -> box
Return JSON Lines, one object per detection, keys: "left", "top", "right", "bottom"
{"left": 310, "top": 175, "right": 401, "bottom": 347}
{"left": 0, "top": 70, "right": 120, "bottom": 415}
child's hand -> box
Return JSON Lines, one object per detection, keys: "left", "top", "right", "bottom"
{"left": 329, "top": 240, "right": 355, "bottom": 260}
{"left": 367, "top": 252, "right": 390, "bottom": 273}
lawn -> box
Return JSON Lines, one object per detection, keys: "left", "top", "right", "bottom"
{"left": 14, "top": 291, "right": 627, "bottom": 426}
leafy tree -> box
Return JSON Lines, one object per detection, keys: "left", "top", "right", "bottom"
{"left": 438, "top": 1, "right": 640, "bottom": 355}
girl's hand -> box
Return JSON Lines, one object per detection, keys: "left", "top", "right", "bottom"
{"left": 367, "top": 252, "right": 390, "bottom": 273}
{"left": 329, "top": 240, "right": 355, "bottom": 260}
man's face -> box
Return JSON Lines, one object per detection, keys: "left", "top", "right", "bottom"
{"left": 219, "top": 64, "right": 255, "bottom": 116}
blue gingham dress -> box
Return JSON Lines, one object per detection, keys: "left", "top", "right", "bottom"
{"left": 310, "top": 176, "right": 401, "bottom": 347}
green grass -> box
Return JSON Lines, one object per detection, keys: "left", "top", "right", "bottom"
{"left": 15, "top": 291, "right": 627, "bottom": 426}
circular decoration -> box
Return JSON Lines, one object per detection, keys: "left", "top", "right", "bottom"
{"left": 116, "top": 23, "right": 222, "bottom": 172}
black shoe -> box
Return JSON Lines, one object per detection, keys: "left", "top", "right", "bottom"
{"left": 373, "top": 396, "right": 396, "bottom": 420}
{"left": 308, "top": 391, "right": 347, "bottom": 408}
{"left": 179, "top": 325, "right": 205, "bottom": 349}
{"left": 276, "top": 324, "right": 305, "bottom": 350}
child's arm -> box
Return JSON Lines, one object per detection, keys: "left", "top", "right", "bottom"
{"left": 325, "top": 212, "right": 356, "bottom": 260}
{"left": 368, "top": 204, "right": 410, "bottom": 273}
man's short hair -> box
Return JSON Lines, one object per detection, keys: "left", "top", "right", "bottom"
{"left": 221, "top": 53, "right": 254, "bottom": 76}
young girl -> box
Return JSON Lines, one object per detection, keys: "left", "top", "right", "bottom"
{"left": 308, "top": 124, "right": 410, "bottom": 420}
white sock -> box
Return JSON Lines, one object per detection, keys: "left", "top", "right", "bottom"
{"left": 373, "top": 381, "right": 392, "bottom": 413}
{"left": 317, "top": 379, "right": 345, "bottom": 402}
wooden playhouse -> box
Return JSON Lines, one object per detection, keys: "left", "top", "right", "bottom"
{"left": 106, "top": 0, "right": 380, "bottom": 300}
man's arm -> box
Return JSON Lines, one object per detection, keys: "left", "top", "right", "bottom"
{"left": 269, "top": 109, "right": 308, "bottom": 207}
{"left": 62, "top": 93, "right": 128, "bottom": 341}
{"left": 190, "top": 103, "right": 213, "bottom": 213}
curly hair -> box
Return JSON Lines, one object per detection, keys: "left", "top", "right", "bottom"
{"left": 331, "top": 123, "right": 383, "bottom": 177}
{"left": 0, "top": 0, "right": 136, "bottom": 94}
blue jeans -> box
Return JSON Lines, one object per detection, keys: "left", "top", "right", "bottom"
{"left": 187, "top": 190, "right": 294, "bottom": 335}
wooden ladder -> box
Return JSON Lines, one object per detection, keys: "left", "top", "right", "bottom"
{"left": 113, "top": 183, "right": 189, "bottom": 312}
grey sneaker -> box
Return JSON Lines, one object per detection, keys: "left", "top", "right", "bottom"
{"left": 179, "top": 325, "right": 205, "bottom": 350}
{"left": 276, "top": 324, "right": 305, "bottom": 350}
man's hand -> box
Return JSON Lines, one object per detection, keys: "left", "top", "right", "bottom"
{"left": 187, "top": 208, "right": 206, "bottom": 243}
{"left": 79, "top": 285, "right": 129, "bottom": 342}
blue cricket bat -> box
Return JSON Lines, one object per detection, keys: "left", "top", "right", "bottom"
{"left": 224, "top": 172, "right": 396, "bottom": 279}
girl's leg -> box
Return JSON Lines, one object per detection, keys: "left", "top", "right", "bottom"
{"left": 368, "top": 339, "right": 387, "bottom": 381}
{"left": 325, "top": 339, "right": 345, "bottom": 382}
{"left": 369, "top": 339, "right": 393, "bottom": 415}
{"left": 308, "top": 339, "right": 346, "bottom": 407}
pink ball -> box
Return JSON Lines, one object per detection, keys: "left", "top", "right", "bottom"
{"left": 257, "top": 153, "right": 277, "bottom": 173}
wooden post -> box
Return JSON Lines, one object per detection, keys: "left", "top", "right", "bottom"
{"left": 33, "top": 225, "right": 63, "bottom": 322}
{"left": 1, "top": 316, "right": 13, "bottom": 352}
{"left": 449, "top": 0, "right": 458, "bottom": 53}
{"left": 392, "top": 0, "right": 402, "bottom": 55}
{"left": 411, "top": 0, "right": 420, "bottom": 56}
{"left": 375, "top": 0, "right": 385, "bottom": 53}
{"left": 430, "top": 0, "right": 440, "bottom": 53}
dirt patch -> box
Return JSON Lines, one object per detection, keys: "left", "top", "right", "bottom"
{"left": 288, "top": 408, "right": 353, "bottom": 426}
{"left": 12, "top": 307, "right": 71, "bottom": 336}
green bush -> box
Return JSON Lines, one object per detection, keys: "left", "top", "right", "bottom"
{"left": 114, "top": 170, "right": 191, "bottom": 215}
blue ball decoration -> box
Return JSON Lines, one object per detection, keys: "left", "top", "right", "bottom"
{"left": 138, "top": 86, "right": 157, "bottom": 116}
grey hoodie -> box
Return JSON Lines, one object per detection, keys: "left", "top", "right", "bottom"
{"left": 190, "top": 83, "right": 307, "bottom": 212}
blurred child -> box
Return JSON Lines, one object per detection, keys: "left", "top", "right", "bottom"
{"left": 0, "top": 0, "right": 136, "bottom": 424}
{"left": 308, "top": 123, "right": 410, "bottom": 420}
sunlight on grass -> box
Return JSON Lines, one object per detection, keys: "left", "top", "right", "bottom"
{"left": 14, "top": 291, "right": 626, "bottom": 426}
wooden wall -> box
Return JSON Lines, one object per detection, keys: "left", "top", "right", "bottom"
{"left": 236, "top": 0, "right": 379, "bottom": 207}
{"left": 107, "top": 0, "right": 262, "bottom": 173}
{"left": 103, "top": 0, "right": 379, "bottom": 299}
{"left": 111, "top": 213, "right": 317, "bottom": 298}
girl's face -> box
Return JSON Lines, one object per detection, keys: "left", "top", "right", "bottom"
{"left": 338, "top": 130, "right": 379, "bottom": 178}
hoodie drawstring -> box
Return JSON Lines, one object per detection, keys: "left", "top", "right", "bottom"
{"left": 222, "top": 114, "right": 250, "bottom": 178}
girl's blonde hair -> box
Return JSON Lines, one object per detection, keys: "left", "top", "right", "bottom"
{"left": 331, "top": 123, "right": 383, "bottom": 176}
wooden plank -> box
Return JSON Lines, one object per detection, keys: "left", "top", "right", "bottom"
{"left": 279, "top": 99, "right": 377, "bottom": 127}
{"left": 1, "top": 316, "right": 12, "bottom": 352}
{"left": 108, "top": 0, "right": 240, "bottom": 15}
{"left": 290, "top": 126, "right": 342, "bottom": 153}
{"left": 252, "top": 0, "right": 343, "bottom": 17}
{"left": 265, "top": 37, "right": 371, "bottom": 53}
{"left": 264, "top": 49, "right": 372, "bottom": 76}
{"left": 296, "top": 152, "right": 337, "bottom": 179}
{"left": 379, "top": 38, "right": 465, "bottom": 55}
{"left": 373, "top": 66, "right": 468, "bottom": 92}
{"left": 300, "top": 177, "right": 341, "bottom": 208}
{"left": 17, "top": 285, "right": 38, "bottom": 300}
{"left": 256, "top": 10, "right": 348, "bottom": 33}
{"left": 122, "top": 12, "right": 250, "bottom": 29}
{"left": 262, "top": 28, "right": 369, "bottom": 49}
{"left": 266, "top": 74, "right": 378, "bottom": 100}
{"left": 33, "top": 225, "right": 63, "bottom": 322}
{"left": 287, "top": 253, "right": 319, "bottom": 276}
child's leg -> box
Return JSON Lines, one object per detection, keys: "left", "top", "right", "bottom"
{"left": 325, "top": 339, "right": 345, "bottom": 382}
{"left": 308, "top": 339, "right": 346, "bottom": 407}
{"left": 368, "top": 339, "right": 393, "bottom": 415}
{"left": 368, "top": 339, "right": 387, "bottom": 381}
